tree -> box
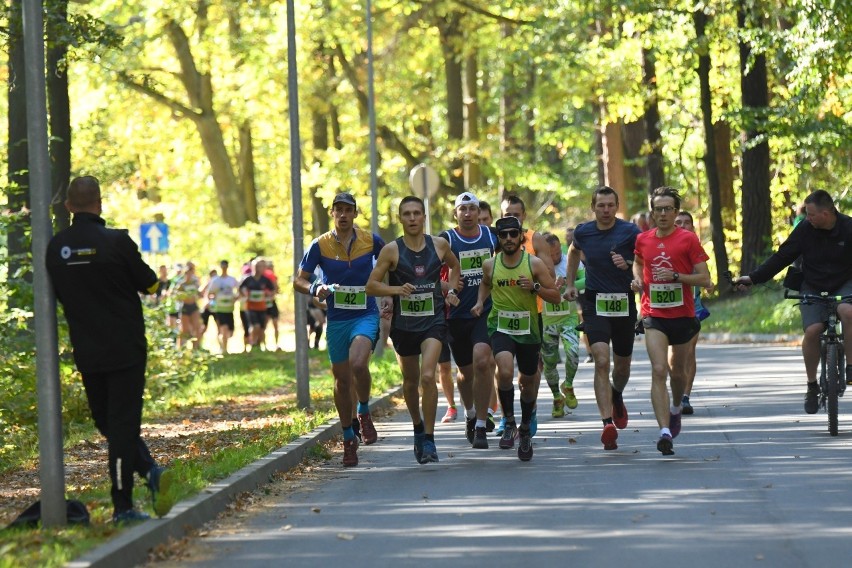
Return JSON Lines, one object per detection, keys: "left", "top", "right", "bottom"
{"left": 737, "top": 0, "right": 772, "bottom": 274}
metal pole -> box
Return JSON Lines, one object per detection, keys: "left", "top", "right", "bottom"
{"left": 23, "top": 0, "right": 66, "bottom": 527}
{"left": 421, "top": 174, "right": 431, "bottom": 235}
{"left": 366, "top": 0, "right": 379, "bottom": 235}
{"left": 286, "top": 0, "right": 311, "bottom": 409}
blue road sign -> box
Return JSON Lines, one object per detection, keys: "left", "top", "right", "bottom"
{"left": 140, "top": 222, "right": 169, "bottom": 253}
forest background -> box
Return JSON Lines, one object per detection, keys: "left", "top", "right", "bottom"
{"left": 0, "top": 0, "right": 849, "bottom": 470}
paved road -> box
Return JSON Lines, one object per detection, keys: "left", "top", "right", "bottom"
{"left": 155, "top": 344, "right": 852, "bottom": 567}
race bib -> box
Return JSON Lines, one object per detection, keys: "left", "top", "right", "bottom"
{"left": 215, "top": 296, "right": 235, "bottom": 311}
{"left": 496, "top": 310, "right": 531, "bottom": 335}
{"left": 595, "top": 293, "right": 629, "bottom": 317}
{"left": 459, "top": 248, "right": 491, "bottom": 276}
{"left": 649, "top": 283, "right": 684, "bottom": 308}
{"left": 333, "top": 285, "right": 367, "bottom": 310}
{"left": 544, "top": 299, "right": 572, "bottom": 317}
{"left": 400, "top": 292, "right": 435, "bottom": 317}
{"left": 248, "top": 290, "right": 266, "bottom": 303}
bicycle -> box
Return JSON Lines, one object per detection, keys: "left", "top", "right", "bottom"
{"left": 783, "top": 290, "right": 852, "bottom": 436}
{"left": 725, "top": 270, "right": 852, "bottom": 436}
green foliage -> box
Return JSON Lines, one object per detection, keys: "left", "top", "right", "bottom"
{"left": 703, "top": 284, "right": 801, "bottom": 335}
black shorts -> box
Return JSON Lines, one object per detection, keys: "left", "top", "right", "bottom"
{"left": 490, "top": 332, "right": 540, "bottom": 375}
{"left": 391, "top": 325, "right": 448, "bottom": 357}
{"left": 247, "top": 310, "right": 268, "bottom": 329}
{"left": 439, "top": 341, "right": 451, "bottom": 364}
{"left": 180, "top": 302, "right": 200, "bottom": 316}
{"left": 213, "top": 312, "right": 235, "bottom": 332}
{"left": 581, "top": 291, "right": 637, "bottom": 357}
{"left": 267, "top": 302, "right": 279, "bottom": 319}
{"left": 447, "top": 316, "right": 490, "bottom": 368}
{"left": 642, "top": 316, "right": 700, "bottom": 346}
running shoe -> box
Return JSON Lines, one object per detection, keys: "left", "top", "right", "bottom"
{"left": 561, "top": 383, "right": 578, "bottom": 409}
{"left": 584, "top": 355, "right": 594, "bottom": 364}
{"left": 517, "top": 426, "right": 533, "bottom": 461}
{"left": 530, "top": 406, "right": 538, "bottom": 437}
{"left": 499, "top": 421, "right": 518, "bottom": 449}
{"left": 358, "top": 412, "right": 378, "bottom": 445}
{"left": 147, "top": 465, "right": 175, "bottom": 518}
{"left": 352, "top": 417, "right": 362, "bottom": 442}
{"left": 669, "top": 411, "right": 682, "bottom": 439}
{"left": 804, "top": 382, "right": 820, "bottom": 414}
{"left": 486, "top": 413, "right": 496, "bottom": 432}
{"left": 473, "top": 427, "right": 489, "bottom": 449}
{"left": 681, "top": 395, "right": 694, "bottom": 415}
{"left": 552, "top": 394, "right": 566, "bottom": 418}
{"left": 601, "top": 423, "right": 618, "bottom": 450}
{"left": 413, "top": 432, "right": 425, "bottom": 464}
{"left": 113, "top": 510, "right": 151, "bottom": 524}
{"left": 342, "top": 437, "right": 359, "bottom": 467}
{"left": 420, "top": 439, "right": 439, "bottom": 463}
{"left": 465, "top": 417, "right": 476, "bottom": 444}
{"left": 441, "top": 406, "right": 458, "bottom": 423}
{"left": 657, "top": 433, "right": 674, "bottom": 456}
{"left": 612, "top": 389, "right": 629, "bottom": 429}
{"left": 495, "top": 416, "right": 507, "bottom": 436}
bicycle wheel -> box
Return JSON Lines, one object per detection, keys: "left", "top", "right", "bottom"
{"left": 826, "top": 342, "right": 839, "bottom": 436}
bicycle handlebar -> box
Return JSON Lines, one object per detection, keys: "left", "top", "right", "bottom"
{"left": 783, "top": 289, "right": 852, "bottom": 304}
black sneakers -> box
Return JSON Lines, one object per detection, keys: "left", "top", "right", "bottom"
{"left": 804, "top": 382, "right": 820, "bottom": 414}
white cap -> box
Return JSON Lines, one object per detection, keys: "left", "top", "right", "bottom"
{"left": 454, "top": 192, "right": 479, "bottom": 208}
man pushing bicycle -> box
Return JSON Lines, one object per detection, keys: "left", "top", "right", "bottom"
{"left": 734, "top": 190, "right": 852, "bottom": 414}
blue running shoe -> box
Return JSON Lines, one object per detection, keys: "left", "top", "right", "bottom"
{"left": 495, "top": 416, "right": 507, "bottom": 436}
{"left": 147, "top": 465, "right": 175, "bottom": 518}
{"left": 113, "top": 510, "right": 151, "bottom": 524}
{"left": 420, "top": 439, "right": 439, "bottom": 463}
{"left": 413, "top": 432, "right": 426, "bottom": 464}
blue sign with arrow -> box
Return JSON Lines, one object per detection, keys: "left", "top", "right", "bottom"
{"left": 140, "top": 222, "right": 169, "bottom": 253}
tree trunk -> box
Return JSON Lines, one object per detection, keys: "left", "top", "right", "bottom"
{"left": 603, "top": 121, "right": 631, "bottom": 218}
{"left": 622, "top": 120, "right": 647, "bottom": 211}
{"left": 642, "top": 47, "right": 666, "bottom": 193}
{"left": 714, "top": 121, "right": 736, "bottom": 231}
{"left": 737, "top": 0, "right": 772, "bottom": 274}
{"left": 164, "top": 19, "right": 248, "bottom": 227}
{"left": 6, "top": 0, "right": 30, "bottom": 292}
{"left": 594, "top": 101, "right": 606, "bottom": 187}
{"left": 47, "top": 0, "right": 71, "bottom": 231}
{"left": 439, "top": 12, "right": 465, "bottom": 193}
{"left": 238, "top": 120, "right": 258, "bottom": 223}
{"left": 694, "top": 9, "right": 731, "bottom": 288}
{"left": 463, "top": 51, "right": 481, "bottom": 189}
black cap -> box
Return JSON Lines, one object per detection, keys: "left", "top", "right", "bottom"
{"left": 495, "top": 216, "right": 522, "bottom": 232}
{"left": 332, "top": 192, "right": 357, "bottom": 207}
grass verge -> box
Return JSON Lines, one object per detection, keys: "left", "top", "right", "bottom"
{"left": 1, "top": 347, "right": 401, "bottom": 567}
{"left": 701, "top": 284, "right": 800, "bottom": 335}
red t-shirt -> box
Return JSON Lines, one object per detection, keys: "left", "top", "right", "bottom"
{"left": 634, "top": 227, "right": 709, "bottom": 319}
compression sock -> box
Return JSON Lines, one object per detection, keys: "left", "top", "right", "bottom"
{"left": 413, "top": 421, "right": 425, "bottom": 435}
{"left": 498, "top": 387, "right": 515, "bottom": 419}
{"left": 343, "top": 426, "right": 355, "bottom": 441}
{"left": 520, "top": 398, "right": 535, "bottom": 426}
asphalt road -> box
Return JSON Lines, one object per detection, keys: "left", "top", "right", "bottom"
{"left": 153, "top": 343, "right": 852, "bottom": 568}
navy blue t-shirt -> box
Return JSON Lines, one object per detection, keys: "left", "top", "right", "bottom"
{"left": 572, "top": 218, "right": 640, "bottom": 293}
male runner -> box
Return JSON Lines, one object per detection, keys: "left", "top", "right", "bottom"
{"left": 366, "top": 196, "right": 460, "bottom": 463}
{"left": 565, "top": 186, "right": 641, "bottom": 451}
{"left": 472, "top": 217, "right": 561, "bottom": 461}
{"left": 438, "top": 192, "right": 500, "bottom": 448}
{"left": 632, "top": 187, "right": 711, "bottom": 455}
{"left": 294, "top": 192, "right": 386, "bottom": 467}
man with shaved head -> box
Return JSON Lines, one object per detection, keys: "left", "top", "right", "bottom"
{"left": 46, "top": 176, "right": 174, "bottom": 523}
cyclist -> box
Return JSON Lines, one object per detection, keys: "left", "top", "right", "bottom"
{"left": 734, "top": 190, "right": 852, "bottom": 414}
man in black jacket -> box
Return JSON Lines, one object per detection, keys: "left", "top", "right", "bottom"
{"left": 735, "top": 190, "right": 852, "bottom": 414}
{"left": 46, "top": 176, "right": 173, "bottom": 523}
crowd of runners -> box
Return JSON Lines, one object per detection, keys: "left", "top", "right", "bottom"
{"left": 295, "top": 186, "right": 716, "bottom": 467}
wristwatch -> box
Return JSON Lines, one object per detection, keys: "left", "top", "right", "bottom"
{"left": 672, "top": 272, "right": 680, "bottom": 282}
{"left": 531, "top": 282, "right": 541, "bottom": 294}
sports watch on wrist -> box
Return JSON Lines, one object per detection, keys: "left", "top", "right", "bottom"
{"left": 531, "top": 282, "right": 541, "bottom": 294}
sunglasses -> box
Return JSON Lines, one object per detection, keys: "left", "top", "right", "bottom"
{"left": 498, "top": 229, "right": 520, "bottom": 239}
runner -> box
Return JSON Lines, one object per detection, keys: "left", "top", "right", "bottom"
{"left": 170, "top": 261, "right": 202, "bottom": 349}
{"left": 207, "top": 260, "right": 239, "bottom": 354}
{"left": 540, "top": 232, "right": 583, "bottom": 417}
{"left": 294, "top": 192, "right": 386, "bottom": 467}
{"left": 437, "top": 192, "right": 500, "bottom": 448}
{"left": 472, "top": 216, "right": 561, "bottom": 461}
{"left": 674, "top": 211, "right": 713, "bottom": 414}
{"left": 564, "top": 186, "right": 641, "bottom": 451}
{"left": 632, "top": 187, "right": 711, "bottom": 456}
{"left": 239, "top": 258, "right": 275, "bottom": 351}
{"left": 366, "top": 196, "right": 461, "bottom": 464}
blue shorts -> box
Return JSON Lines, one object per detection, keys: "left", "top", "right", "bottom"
{"left": 326, "top": 314, "right": 380, "bottom": 364}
